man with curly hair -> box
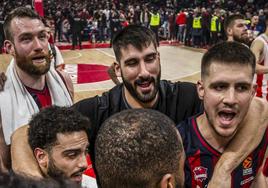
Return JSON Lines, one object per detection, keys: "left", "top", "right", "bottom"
{"left": 28, "top": 106, "right": 96, "bottom": 187}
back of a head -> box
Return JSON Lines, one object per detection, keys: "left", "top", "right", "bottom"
{"left": 0, "top": 172, "right": 81, "bottom": 188}
{"left": 112, "top": 25, "right": 157, "bottom": 62}
{"left": 224, "top": 14, "right": 245, "bottom": 35}
{"left": 95, "top": 109, "right": 184, "bottom": 188}
{"left": 201, "top": 41, "right": 256, "bottom": 79}
{"left": 3, "top": 7, "right": 41, "bottom": 41}
{"left": 28, "top": 106, "right": 90, "bottom": 151}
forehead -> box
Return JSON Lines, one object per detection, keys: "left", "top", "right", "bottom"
{"left": 205, "top": 62, "right": 253, "bottom": 82}
{"left": 10, "top": 17, "right": 45, "bottom": 36}
{"left": 53, "top": 131, "right": 89, "bottom": 151}
{"left": 233, "top": 19, "right": 246, "bottom": 26}
{"left": 119, "top": 43, "right": 157, "bottom": 62}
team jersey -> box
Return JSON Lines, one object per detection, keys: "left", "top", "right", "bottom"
{"left": 177, "top": 114, "right": 268, "bottom": 188}
{"left": 254, "top": 33, "right": 268, "bottom": 101}
{"left": 25, "top": 84, "right": 52, "bottom": 109}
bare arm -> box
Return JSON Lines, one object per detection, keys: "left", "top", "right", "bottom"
{"left": 250, "top": 149, "right": 268, "bottom": 188}
{"left": 11, "top": 125, "right": 43, "bottom": 178}
{"left": 250, "top": 39, "right": 268, "bottom": 74}
{"left": 208, "top": 97, "right": 268, "bottom": 188}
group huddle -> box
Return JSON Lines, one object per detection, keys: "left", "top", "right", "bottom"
{"left": 0, "top": 7, "right": 267, "bottom": 188}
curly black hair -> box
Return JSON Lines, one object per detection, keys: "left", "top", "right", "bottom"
{"left": 28, "top": 106, "right": 90, "bottom": 152}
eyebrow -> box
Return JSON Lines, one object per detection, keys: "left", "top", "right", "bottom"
{"left": 18, "top": 29, "right": 47, "bottom": 37}
{"left": 124, "top": 52, "right": 157, "bottom": 63}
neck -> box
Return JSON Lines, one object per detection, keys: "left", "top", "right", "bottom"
{"left": 227, "top": 36, "right": 233, "bottom": 42}
{"left": 15, "top": 64, "right": 46, "bottom": 90}
{"left": 196, "top": 113, "right": 233, "bottom": 153}
{"left": 123, "top": 86, "right": 158, "bottom": 108}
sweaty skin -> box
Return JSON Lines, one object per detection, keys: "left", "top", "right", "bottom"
{"left": 208, "top": 97, "right": 268, "bottom": 187}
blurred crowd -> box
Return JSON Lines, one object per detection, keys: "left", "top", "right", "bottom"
{"left": 0, "top": 0, "right": 268, "bottom": 49}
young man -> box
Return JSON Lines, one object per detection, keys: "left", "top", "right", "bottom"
{"left": 95, "top": 109, "right": 185, "bottom": 188}
{"left": 224, "top": 14, "right": 250, "bottom": 45}
{"left": 250, "top": 16, "right": 268, "bottom": 101}
{"left": 28, "top": 106, "right": 96, "bottom": 187}
{"left": 12, "top": 25, "right": 268, "bottom": 187}
{"left": 0, "top": 7, "right": 73, "bottom": 171}
{"left": 178, "top": 41, "right": 268, "bottom": 187}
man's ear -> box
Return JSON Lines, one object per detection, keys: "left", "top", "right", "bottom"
{"left": 159, "top": 174, "right": 175, "bottom": 188}
{"left": 34, "top": 148, "right": 49, "bottom": 173}
{"left": 114, "top": 61, "right": 121, "bottom": 77}
{"left": 197, "top": 80, "right": 205, "bottom": 100}
{"left": 4, "top": 40, "right": 15, "bottom": 55}
{"left": 226, "top": 27, "right": 232, "bottom": 37}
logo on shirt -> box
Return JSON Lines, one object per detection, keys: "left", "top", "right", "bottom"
{"left": 243, "top": 157, "right": 252, "bottom": 169}
{"left": 243, "top": 157, "right": 253, "bottom": 176}
{"left": 193, "top": 166, "right": 208, "bottom": 182}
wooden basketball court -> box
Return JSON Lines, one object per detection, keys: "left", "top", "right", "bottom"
{"left": 0, "top": 45, "right": 205, "bottom": 102}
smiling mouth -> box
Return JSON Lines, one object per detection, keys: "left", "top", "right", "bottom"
{"left": 71, "top": 174, "right": 83, "bottom": 183}
{"left": 32, "top": 56, "right": 46, "bottom": 63}
{"left": 138, "top": 81, "right": 151, "bottom": 88}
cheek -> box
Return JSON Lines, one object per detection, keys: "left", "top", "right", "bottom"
{"left": 122, "top": 67, "right": 139, "bottom": 81}
{"left": 147, "top": 62, "right": 160, "bottom": 74}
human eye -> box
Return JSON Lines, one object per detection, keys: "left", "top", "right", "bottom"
{"left": 236, "top": 84, "right": 250, "bottom": 92}
{"left": 125, "top": 59, "right": 138, "bottom": 67}
{"left": 65, "top": 151, "right": 79, "bottom": 159}
{"left": 145, "top": 53, "right": 156, "bottom": 63}
{"left": 211, "top": 83, "right": 227, "bottom": 91}
{"left": 39, "top": 32, "right": 47, "bottom": 40}
{"left": 20, "top": 35, "right": 32, "bottom": 42}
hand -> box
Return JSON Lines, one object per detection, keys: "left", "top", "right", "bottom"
{"left": 0, "top": 72, "right": 7, "bottom": 91}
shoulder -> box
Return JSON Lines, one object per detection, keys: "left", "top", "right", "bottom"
{"left": 73, "top": 84, "right": 123, "bottom": 117}
{"left": 251, "top": 37, "right": 265, "bottom": 50}
{"left": 160, "top": 80, "right": 197, "bottom": 92}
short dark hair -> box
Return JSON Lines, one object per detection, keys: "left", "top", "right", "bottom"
{"left": 3, "top": 7, "right": 42, "bottom": 41}
{"left": 95, "top": 109, "right": 184, "bottom": 188}
{"left": 28, "top": 106, "right": 90, "bottom": 152}
{"left": 112, "top": 25, "right": 158, "bottom": 62}
{"left": 201, "top": 41, "right": 256, "bottom": 79}
{"left": 224, "top": 14, "right": 245, "bottom": 35}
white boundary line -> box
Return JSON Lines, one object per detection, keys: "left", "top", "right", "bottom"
{"left": 95, "top": 49, "right": 115, "bottom": 58}
{"left": 64, "top": 52, "right": 82, "bottom": 61}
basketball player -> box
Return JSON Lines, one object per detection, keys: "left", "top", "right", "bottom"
{"left": 178, "top": 41, "right": 268, "bottom": 187}
{"left": 250, "top": 16, "right": 268, "bottom": 101}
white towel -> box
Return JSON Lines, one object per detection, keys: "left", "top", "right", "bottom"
{"left": 0, "top": 59, "right": 73, "bottom": 145}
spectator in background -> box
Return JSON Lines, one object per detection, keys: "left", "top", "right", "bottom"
{"left": 149, "top": 7, "right": 161, "bottom": 46}
{"left": 140, "top": 6, "right": 150, "bottom": 28}
{"left": 70, "top": 11, "right": 85, "bottom": 50}
{"left": 176, "top": 9, "right": 186, "bottom": 43}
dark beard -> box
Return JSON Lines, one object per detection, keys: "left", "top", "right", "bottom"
{"left": 47, "top": 155, "right": 87, "bottom": 183}
{"left": 122, "top": 72, "right": 160, "bottom": 103}
{"left": 15, "top": 49, "right": 51, "bottom": 76}
{"left": 47, "top": 156, "right": 66, "bottom": 180}
{"left": 233, "top": 35, "right": 250, "bottom": 46}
